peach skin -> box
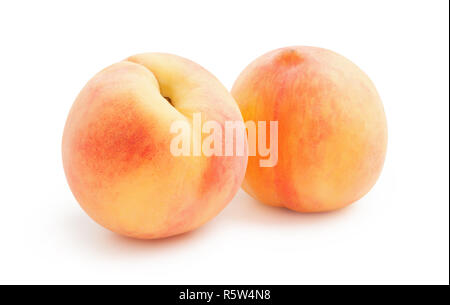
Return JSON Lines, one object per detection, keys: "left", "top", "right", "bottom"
{"left": 62, "top": 53, "right": 247, "bottom": 239}
{"left": 232, "top": 46, "right": 387, "bottom": 212}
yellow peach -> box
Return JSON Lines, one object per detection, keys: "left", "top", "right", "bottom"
{"left": 232, "top": 46, "right": 387, "bottom": 212}
{"left": 62, "top": 53, "right": 247, "bottom": 239}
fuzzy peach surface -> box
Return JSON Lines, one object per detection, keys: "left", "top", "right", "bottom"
{"left": 232, "top": 46, "right": 387, "bottom": 212}
{"left": 62, "top": 53, "right": 247, "bottom": 239}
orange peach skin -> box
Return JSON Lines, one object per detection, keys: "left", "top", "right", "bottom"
{"left": 62, "top": 53, "right": 247, "bottom": 239}
{"left": 232, "top": 46, "right": 387, "bottom": 212}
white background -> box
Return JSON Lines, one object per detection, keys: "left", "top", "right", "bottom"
{"left": 0, "top": 0, "right": 448, "bottom": 284}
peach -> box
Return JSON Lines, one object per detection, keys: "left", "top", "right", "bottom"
{"left": 62, "top": 53, "right": 247, "bottom": 239}
{"left": 232, "top": 46, "right": 387, "bottom": 212}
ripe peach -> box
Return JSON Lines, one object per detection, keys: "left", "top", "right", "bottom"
{"left": 232, "top": 46, "right": 387, "bottom": 212}
{"left": 62, "top": 53, "right": 247, "bottom": 239}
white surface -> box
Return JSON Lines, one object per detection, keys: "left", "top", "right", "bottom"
{"left": 0, "top": 0, "right": 448, "bottom": 284}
